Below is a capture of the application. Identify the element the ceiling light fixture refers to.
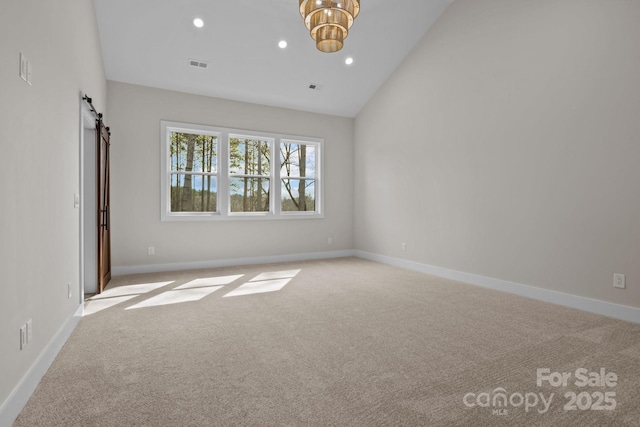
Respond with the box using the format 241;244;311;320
193;18;204;28
278;40;288;49
299;0;360;53
345;57;354;65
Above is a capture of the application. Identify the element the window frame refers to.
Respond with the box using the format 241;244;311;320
161;120;323;221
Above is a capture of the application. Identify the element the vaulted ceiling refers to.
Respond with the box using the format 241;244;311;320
94;0;452;117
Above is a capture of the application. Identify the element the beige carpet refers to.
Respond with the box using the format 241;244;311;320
15;257;640;426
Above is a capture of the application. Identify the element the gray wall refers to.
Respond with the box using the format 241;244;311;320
0;0;107;409
107;81;354;270
354;0;640;309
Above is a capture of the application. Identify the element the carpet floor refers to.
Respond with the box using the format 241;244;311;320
15;257;640;426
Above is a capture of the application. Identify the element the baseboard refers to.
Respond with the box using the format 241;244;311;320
112;250;357;276
0;305;83;426
355;251;640;324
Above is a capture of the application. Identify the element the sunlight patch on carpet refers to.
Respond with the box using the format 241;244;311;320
250;270;301;281
93;281;174;299
84;295;139;316
126;286;223;309
224;270;301;297
174;275;244;290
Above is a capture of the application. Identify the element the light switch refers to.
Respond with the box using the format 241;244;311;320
26;60;32;85
19;53;27;81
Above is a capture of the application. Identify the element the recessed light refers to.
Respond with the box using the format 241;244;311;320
193;18;204;28
278;40;288;49
345;57;354;65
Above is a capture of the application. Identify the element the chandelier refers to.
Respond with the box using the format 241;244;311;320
299;0;360;53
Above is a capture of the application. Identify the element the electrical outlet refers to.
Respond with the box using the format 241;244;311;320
20;325;27;350
613;273;626;289
68;282;72;299
148;246;155;255
401;242;407;252
27;319;32;343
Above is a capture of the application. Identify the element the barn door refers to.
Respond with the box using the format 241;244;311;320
97;117;111;293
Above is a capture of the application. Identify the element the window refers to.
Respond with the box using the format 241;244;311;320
168;130;218;213
229;136;271;213
280;141;317;213
161;121;323;221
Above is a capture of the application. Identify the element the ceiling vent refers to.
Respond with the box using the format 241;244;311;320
189;59;209;69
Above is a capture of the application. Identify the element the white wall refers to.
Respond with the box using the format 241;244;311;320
355;0;640;309
0;0;107;419
107;81;354;271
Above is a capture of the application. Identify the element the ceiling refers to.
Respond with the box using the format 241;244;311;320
93;0;453;118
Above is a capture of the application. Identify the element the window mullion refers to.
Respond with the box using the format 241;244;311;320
161;124;171;219
229;174;268;179
219;131;229;217
272;137;279;216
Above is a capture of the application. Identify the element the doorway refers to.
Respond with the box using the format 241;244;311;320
80;103;98;299
97;118;112;292
80;96;111;300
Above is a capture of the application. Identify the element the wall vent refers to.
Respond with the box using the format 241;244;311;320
189;59;209;69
